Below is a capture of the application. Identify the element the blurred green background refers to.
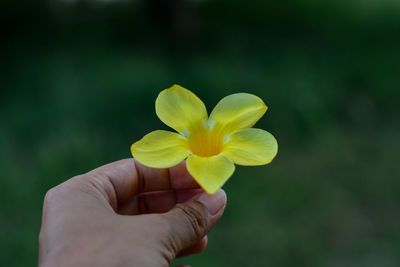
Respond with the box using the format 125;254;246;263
1;0;400;266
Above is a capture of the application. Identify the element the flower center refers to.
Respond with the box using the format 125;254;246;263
187;122;224;157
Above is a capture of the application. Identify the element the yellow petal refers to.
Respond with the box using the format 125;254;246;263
209;93;267;133
223;128;278;166
155;84;208;135
131;130;189;168
186;154;235;194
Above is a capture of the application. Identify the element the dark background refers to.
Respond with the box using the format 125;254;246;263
1;0;400;266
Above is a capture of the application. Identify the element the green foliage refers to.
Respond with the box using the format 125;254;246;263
1;1;399;266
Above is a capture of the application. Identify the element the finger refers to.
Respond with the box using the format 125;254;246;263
118;188;204;215
84;159;137;205
177;236;208;258
157;189;226;256
134;160;200;192
84;159;200;205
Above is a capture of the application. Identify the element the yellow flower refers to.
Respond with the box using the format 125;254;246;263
131;85;278;194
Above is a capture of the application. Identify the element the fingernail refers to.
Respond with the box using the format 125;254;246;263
197;189;227;215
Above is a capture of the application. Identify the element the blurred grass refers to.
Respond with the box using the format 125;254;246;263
1;1;400;266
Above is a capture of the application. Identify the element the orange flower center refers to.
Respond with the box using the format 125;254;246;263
188;125;224;157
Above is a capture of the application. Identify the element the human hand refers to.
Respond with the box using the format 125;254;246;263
39;159;227;267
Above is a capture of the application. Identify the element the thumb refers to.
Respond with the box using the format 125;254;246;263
159;189;227;256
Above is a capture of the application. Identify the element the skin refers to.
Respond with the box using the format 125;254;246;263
39;159;227;267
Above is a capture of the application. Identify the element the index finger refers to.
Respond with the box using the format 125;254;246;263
86;158;200;204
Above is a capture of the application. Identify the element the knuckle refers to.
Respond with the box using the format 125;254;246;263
43;180;73;205
43;187;58;204
175;203;208;238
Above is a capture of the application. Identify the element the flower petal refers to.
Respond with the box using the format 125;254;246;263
156;84;208;135
186;154;235;194
131;130;189;168
223;128;278;166
209;93;267;132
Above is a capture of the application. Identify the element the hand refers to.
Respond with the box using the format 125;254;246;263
39;159;227;267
